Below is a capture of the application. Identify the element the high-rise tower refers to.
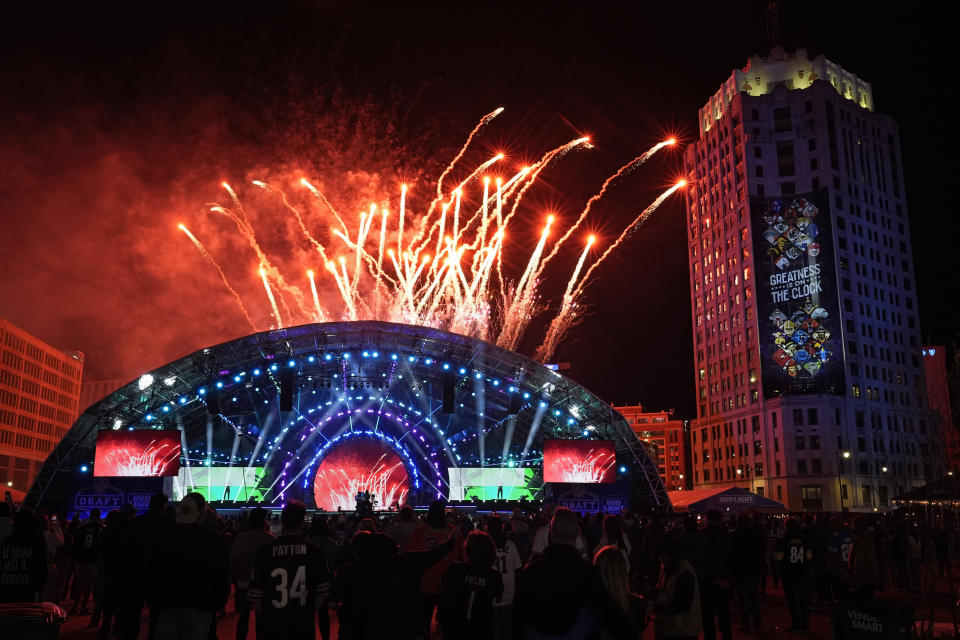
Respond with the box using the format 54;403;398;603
683;47;940;511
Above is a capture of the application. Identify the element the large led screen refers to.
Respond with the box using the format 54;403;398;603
750;189;845;397
312;439;409;511
447;467;535;500
170;467;266;502
94;430;181;477
543;440;616;483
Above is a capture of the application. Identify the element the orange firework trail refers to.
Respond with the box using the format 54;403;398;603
178;224;257;331
573;179;686;300
179;110;681;362
538;137;676;275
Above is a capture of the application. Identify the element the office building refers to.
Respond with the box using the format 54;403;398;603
923;346;958;473
615;404;689;491
683;47;937;511
0;318;83;493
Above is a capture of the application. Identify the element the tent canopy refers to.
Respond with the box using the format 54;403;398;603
893;476;960;503
668;487;785;514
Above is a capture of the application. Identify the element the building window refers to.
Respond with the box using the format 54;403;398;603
800;485;823;510
797;459;808;474
793;409;804;425
795;435;806;451
807;408;819;425
812;459;822;474
810;435;821;450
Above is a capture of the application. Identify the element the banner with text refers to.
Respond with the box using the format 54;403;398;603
751;189;845;396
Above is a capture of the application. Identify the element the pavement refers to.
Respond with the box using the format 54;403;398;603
53;571;960;640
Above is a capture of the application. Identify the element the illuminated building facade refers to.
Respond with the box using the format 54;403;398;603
614;405;689;491
0;319;83;493
684;47;939;511
923;346;958;473
79;378;127;413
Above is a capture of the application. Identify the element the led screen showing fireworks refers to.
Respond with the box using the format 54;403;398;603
543;439;616;484
312;438;409;511
94;430;181;477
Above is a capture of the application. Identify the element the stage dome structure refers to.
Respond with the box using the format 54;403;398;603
27;322;668;512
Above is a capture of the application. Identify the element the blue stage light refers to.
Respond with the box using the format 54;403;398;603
288;359;296;367
619;466;627;473
80;465;88;472
216;381;223;388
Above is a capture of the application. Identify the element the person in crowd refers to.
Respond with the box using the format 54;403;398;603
440;530;503;640
97;505;138;639
848;516;880;600
39;513;63;603
651;536;701;640
52;513;74;606
730;514;763;632
249;501;329;640
776;517;812;632
513;507;634;639
0;507;46;603
804;514;831;605
115;493;173;640
826;515;854;601
70;508;103;616
147;492;230;640
306;515;339;640
230;507;273;640
509;508;530;561
487;517;521;640
408;500;459;635
338;529;460;639
383;505;418;551
907;523;923;589
595;515;631;559
0;502;13;543
933;519;950;577
700;510;732;640
594;545;646;637
329;530;372;640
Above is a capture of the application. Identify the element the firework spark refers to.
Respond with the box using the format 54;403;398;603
180;110;682;362
101;441;181;477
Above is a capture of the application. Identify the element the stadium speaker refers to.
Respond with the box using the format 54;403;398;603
508;393;523;415
206;390;220;415
280;369;295;412
442;371;456;414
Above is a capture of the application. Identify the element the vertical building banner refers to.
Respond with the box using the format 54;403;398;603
751;189;845;396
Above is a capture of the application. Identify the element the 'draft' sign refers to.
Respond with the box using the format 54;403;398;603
75;494;123;510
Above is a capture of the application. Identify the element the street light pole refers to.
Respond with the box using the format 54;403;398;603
836;450;851;512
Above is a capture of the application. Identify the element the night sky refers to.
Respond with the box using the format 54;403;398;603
1;1;954;420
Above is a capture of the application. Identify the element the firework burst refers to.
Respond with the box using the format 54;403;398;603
179;109;681;362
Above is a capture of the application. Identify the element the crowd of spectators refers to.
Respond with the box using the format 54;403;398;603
1;497;958;640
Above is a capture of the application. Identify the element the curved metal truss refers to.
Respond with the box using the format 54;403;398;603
28;321;668;510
